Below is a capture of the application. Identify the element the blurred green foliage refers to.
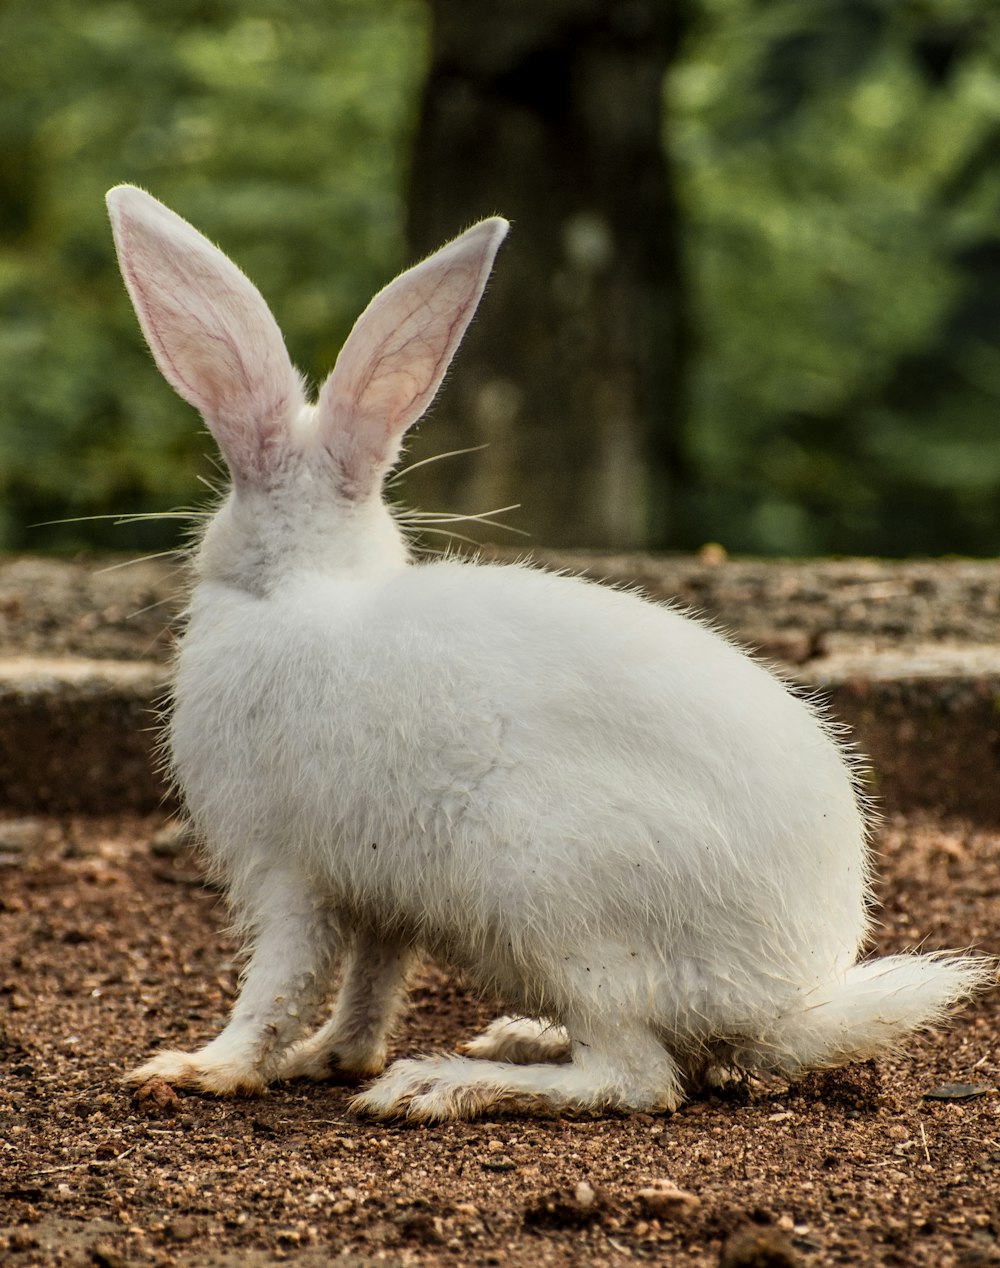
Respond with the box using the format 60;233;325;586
673;0;1000;554
0;0;426;551
1;0;998;555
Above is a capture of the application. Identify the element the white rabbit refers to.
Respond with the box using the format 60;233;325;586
108;185;989;1121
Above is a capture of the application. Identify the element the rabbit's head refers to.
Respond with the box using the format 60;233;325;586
107;186;507;593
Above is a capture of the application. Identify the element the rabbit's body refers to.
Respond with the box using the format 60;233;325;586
108;185;989;1119
177;557;865;1031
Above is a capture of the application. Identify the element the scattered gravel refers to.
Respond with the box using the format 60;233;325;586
1;812;998;1266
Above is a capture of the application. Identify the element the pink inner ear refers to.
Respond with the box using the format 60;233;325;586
126;259;257;415
108;186;304;487
315;217;508;499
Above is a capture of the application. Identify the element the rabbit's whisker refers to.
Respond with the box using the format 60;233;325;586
400;505;527;538
404;503;521;523
387;444;490;486
126;595;184;622
405;526;482;547
32;511;204;528
94;550;187;576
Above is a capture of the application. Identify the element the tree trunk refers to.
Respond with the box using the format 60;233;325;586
403;0;688;550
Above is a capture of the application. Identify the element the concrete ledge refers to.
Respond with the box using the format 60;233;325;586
0;646;998;822
0;657;169;815
800;651;1000;825
1;553;998;821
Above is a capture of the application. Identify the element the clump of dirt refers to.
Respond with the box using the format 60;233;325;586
1;813;999;1266
790;1062;885;1115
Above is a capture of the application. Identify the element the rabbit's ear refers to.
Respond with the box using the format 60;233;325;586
315;217;509;499
106;185;305;487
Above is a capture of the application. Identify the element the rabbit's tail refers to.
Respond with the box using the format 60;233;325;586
748;953;994;1073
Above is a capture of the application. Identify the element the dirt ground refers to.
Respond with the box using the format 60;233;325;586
1;811;999;1267
3;549;999;1263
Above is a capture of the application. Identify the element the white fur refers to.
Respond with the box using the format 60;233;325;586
108;185;992;1118
462;1017;571;1065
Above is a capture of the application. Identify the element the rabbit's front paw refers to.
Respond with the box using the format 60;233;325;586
123;1048;266;1095
276;1039;384;1084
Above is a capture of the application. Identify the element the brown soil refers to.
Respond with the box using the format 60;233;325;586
1;812;999;1267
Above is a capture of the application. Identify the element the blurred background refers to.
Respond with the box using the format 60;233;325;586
1;0;999;557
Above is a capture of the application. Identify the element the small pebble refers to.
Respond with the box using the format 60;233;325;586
574;1180;596;1209
720;1225;802;1267
90;1243;126;1268
635;1178;701;1219
166;1217;197;1243
924;1082;995;1101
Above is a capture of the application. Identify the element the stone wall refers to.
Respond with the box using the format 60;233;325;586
1;553;997;821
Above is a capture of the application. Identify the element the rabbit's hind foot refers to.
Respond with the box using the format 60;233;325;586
350;1029;684;1123
461;1015;571;1064
348;1055;545;1121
